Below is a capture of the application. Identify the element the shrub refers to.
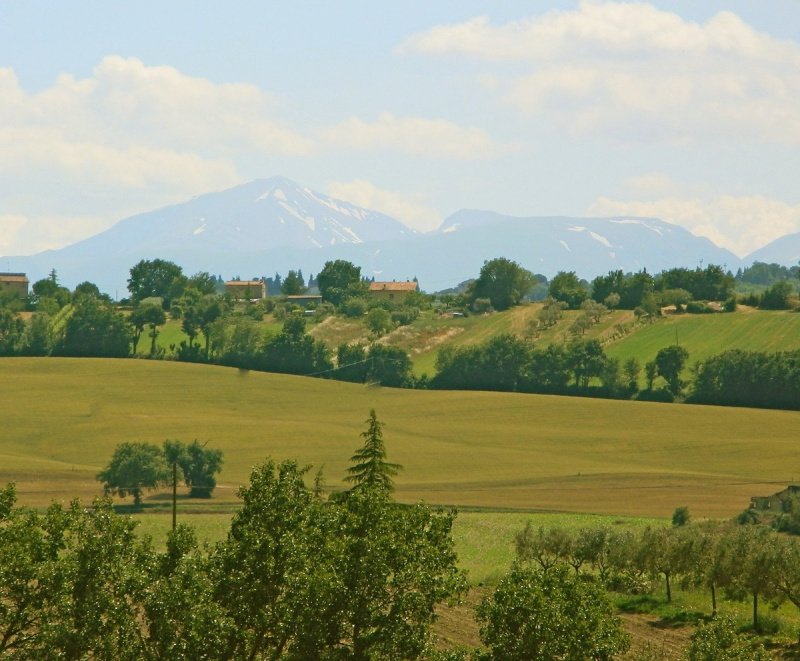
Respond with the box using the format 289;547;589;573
635;388;675;403
686;300;714;314
342;297;368;318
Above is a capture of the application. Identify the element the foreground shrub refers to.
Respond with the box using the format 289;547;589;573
476;563;629;660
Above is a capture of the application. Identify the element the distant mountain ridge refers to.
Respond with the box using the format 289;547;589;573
3;176;793;295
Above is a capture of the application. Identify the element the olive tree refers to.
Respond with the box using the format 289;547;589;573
476;564;629;660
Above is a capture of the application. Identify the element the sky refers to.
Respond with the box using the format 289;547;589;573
1;1;800;260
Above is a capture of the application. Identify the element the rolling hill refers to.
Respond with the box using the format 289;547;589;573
1;357;798;518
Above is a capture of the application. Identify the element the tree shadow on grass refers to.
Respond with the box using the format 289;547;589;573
616;595;705;629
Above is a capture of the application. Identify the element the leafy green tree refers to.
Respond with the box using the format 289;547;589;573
131;301;166;355
364;343;414;387
97;442;170;506
317;259;364;306
0;308;25;355
687;615;771;661
54;295;130;357
22;311;52;356
281;269;306;295
35;498;152;658
261;315;332;375
366;306;393;336
468;257;534;311
335;343;369;382
672;506;691;526
476;564;629;660
178;440;224;498
655;344;689;395
566;339;608;388
548;270;588;309
723;526;779;632
127;258;184;306
623;357;641;393
760;280;794;310
346;409;402;494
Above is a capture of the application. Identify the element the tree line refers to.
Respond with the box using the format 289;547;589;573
1;257;798;410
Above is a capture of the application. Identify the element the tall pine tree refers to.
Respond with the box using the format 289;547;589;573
345;410;401;494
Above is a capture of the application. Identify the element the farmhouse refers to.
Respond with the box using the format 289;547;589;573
0;273;29;299
368;280;418;303
225;279;266;300
750;485;800;511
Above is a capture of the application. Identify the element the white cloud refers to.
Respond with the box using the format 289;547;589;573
326;180;442;231
401;2;800;145
0;56;321;254
322;112;509;159
588;194;800;257
0;214;111;256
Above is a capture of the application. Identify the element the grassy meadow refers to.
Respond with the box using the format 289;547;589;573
2;357;798;519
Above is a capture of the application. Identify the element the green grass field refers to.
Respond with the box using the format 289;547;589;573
2;357;799;518
606;307;800;372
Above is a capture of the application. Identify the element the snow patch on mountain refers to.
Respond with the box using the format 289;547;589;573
589;231;612;248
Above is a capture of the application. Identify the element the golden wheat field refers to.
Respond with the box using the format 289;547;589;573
1;357;797;517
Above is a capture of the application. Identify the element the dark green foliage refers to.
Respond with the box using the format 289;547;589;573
342;296;368;318
657;265;734;302
346;409;402;494
54;295;130;358
654;344;689;396
738;261;800;286
548;270;588;309
672;506;691;526
127;258;184;306
0;308;25;355
261;315;332;375
366;343;414;387
476;564;629;660
130;301;166;355
686;300;715;314
687;616;771;660
164;440;224;498
691;349;800;410
335;343;369;382
318;259;365;306
760;280;794;310
591;269;656;309
97;442;170;506
281;269;306;295
22;312;52;355
468;257;535;311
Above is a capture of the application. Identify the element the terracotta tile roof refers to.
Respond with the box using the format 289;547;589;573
368;281;418;292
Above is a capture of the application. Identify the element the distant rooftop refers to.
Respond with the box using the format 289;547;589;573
369;281;418;292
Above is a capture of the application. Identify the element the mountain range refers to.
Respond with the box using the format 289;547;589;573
3;176;798;295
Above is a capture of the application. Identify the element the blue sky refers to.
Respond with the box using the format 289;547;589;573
2;1;799;259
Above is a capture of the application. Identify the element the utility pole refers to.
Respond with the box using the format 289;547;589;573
172;460;177;531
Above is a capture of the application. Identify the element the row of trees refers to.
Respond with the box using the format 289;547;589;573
97;440;224;506
515;517;800;637
432;334;690;400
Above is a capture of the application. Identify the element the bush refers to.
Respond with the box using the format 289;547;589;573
635;388;675;403
390;306;420;326
672;506;691;526
687;616;771;660
686;300;714;314
472;297;493;314
342;297;368;318
477;564;629;660
723;297;737;312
